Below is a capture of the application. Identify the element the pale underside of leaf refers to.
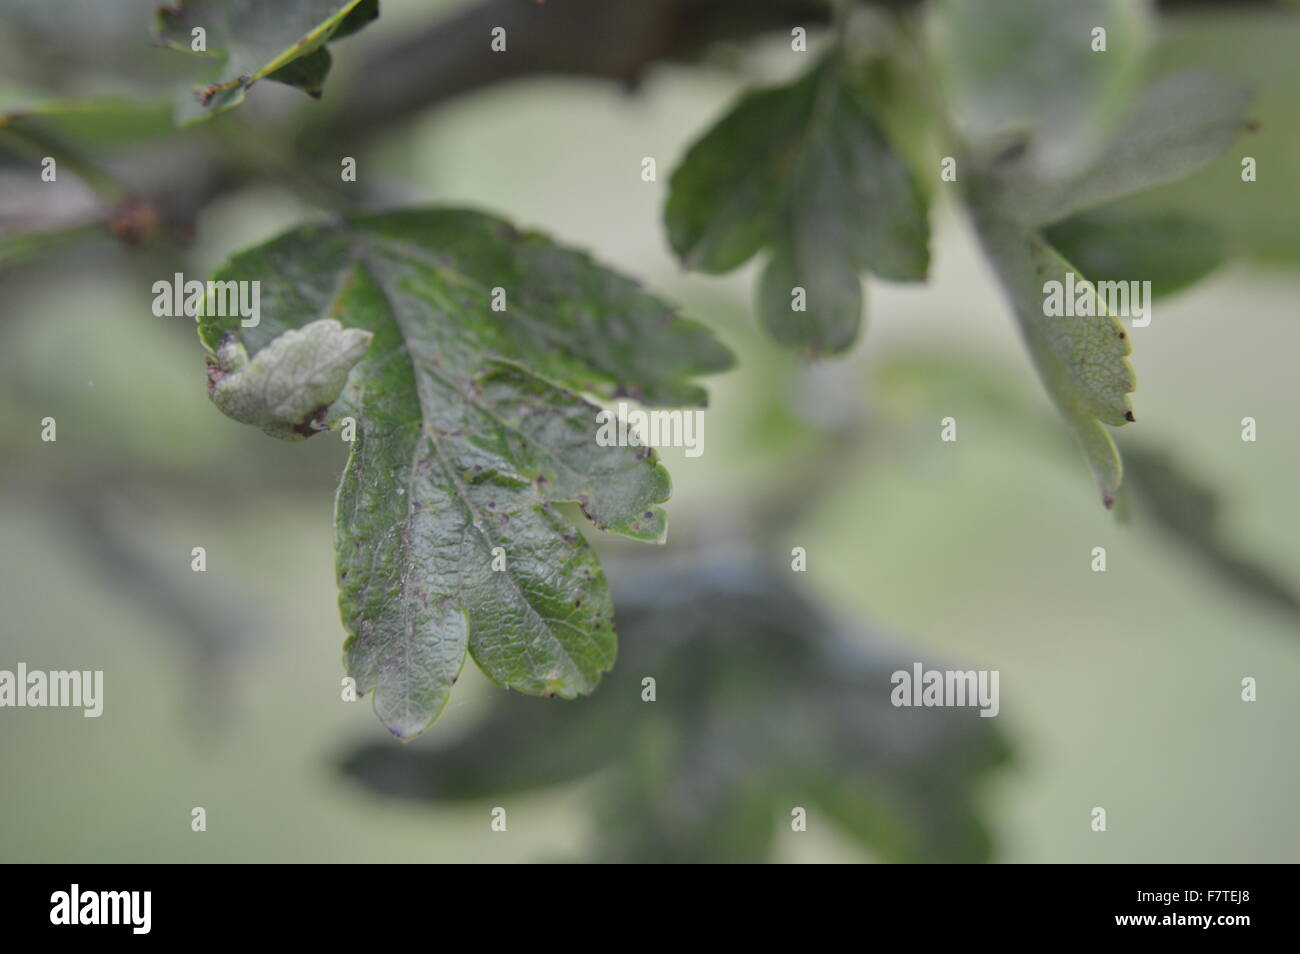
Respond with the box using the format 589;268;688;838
974;215;1135;507
930;0;1152;180
988;72;1253;228
207;318;373;439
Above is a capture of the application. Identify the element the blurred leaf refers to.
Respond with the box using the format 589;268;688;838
665;58;929;356
341;558;1011;863
1129;10;1300;265
1004;72;1253;227
0;97;174;148
197;208;732;738
0;221;102;267
973;214;1135;508
930;0;1151;180
0;97;176;203
938;0;1253;510
878;351;1300;619
154;0;379;123
1044;207;1226;299
1121;444;1300;619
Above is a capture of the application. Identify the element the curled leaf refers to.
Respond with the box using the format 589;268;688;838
154;0;379;123
206;318;373;440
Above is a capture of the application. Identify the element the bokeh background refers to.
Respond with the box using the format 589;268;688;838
1;0;1297;862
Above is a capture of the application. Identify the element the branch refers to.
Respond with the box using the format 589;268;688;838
326;0;830;141
327;0;1278;141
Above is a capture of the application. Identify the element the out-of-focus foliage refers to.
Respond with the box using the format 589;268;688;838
877;352;1300;627
154;0;379;123
1119;444;1300;620
341;557;1011;862
1043;208;1225;300
666;56;929;357
935;0;1250;509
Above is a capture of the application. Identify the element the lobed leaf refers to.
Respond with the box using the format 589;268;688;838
197;208;732;737
666;59;929;357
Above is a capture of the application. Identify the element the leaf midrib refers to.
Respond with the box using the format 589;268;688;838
354;249;603;695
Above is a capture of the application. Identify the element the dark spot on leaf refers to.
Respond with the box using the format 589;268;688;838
205;358;225;393
1124;410;1136;423
994;137;1029;165
292;404;331;438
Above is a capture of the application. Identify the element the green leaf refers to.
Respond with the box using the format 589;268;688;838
938;8;1249;510
0;96;174;148
973;213;1135;508
999;72;1253;227
154;0;378;124
0;96;175;202
665;59;929;356
1126;11;1298;266
340;558;1011;862
930;0;1151;180
1043;207;1226;300
196;208;732;737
